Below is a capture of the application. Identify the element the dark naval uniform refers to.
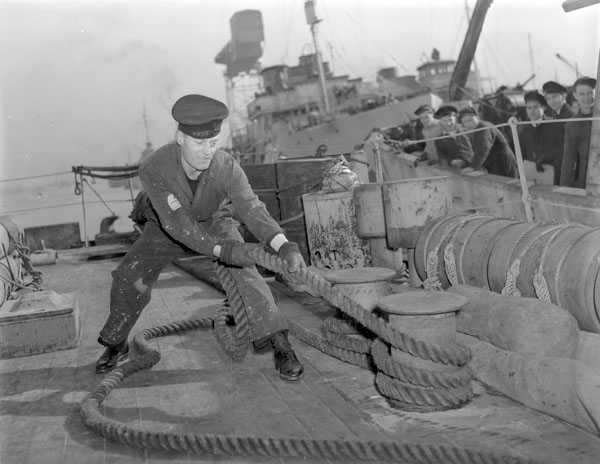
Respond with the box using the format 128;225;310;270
467;121;518;177
96;94;305;380
435;131;474;167
518;116;564;185
99;143;288;345
551;103;576;121
560;109;593;188
549;104;575;185
433;105;474;168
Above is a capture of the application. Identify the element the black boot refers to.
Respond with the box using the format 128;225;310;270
271;331;304;381
95;339;129;374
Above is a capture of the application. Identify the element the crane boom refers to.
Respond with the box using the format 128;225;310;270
556;53;581;78
449;0;494;101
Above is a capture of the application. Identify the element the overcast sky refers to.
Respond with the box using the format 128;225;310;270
0;0;598;180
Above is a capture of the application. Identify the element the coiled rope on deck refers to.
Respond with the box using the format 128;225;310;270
80;250;532;463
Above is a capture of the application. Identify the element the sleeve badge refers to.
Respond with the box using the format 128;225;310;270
167;193;182;211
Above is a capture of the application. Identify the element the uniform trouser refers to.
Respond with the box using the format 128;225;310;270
98;216;288;346
553;152;563;186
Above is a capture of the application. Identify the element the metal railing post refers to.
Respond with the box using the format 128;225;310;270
508;117;534;223
79;173;89;247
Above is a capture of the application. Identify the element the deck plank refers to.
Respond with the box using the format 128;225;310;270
2;255;600;464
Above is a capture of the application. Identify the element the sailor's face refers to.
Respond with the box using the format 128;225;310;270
439;115;457;132
574;84;595;112
544;92;565;112
460;114;478;131
525;101;544;121
418;111;434;126
179;132;220;171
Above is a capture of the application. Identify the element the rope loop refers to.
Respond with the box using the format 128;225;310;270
532;273;552;302
443;243;459;286
501;259;521;297
423;249;443;292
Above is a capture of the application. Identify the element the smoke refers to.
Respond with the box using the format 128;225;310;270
0;1;184;181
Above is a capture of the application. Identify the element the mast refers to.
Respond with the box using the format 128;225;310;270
305;0;331;116
528;33;537;88
449;0;493;101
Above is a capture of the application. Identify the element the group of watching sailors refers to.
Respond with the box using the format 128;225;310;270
408;76;596;188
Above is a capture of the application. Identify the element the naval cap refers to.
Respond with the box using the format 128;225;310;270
573;76;596;89
434;105;458;118
458;106;477;119
172;94;229;139
542;80;567;95
414;104;434;116
524;91;547;106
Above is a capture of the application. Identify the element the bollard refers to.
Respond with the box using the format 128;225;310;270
377;291;468;375
323;267;397;311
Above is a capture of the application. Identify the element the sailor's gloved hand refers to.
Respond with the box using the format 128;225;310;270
450;159;466;169
277;241;306;273
535;162;545;173
218;240;258;268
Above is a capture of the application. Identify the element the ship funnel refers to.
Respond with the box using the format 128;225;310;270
214;10;264;78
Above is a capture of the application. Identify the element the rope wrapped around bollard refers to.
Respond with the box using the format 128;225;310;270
79;249;532;464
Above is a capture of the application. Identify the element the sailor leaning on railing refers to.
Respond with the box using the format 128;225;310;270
388;75;597;190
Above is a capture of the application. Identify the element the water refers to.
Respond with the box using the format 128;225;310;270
0;175;142;244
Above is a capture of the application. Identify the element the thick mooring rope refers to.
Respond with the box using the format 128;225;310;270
212;262;250;360
80;250;534;463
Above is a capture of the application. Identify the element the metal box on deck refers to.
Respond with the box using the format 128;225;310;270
0;290;80;358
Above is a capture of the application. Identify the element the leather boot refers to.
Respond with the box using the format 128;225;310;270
95;339;129;374
271;331;304;381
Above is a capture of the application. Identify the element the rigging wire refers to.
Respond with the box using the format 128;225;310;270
319;1;362;77
0;199;134;216
0;171;71;183
479;35;521;86
282;0;298;65
332;0;410;73
448;8;466;61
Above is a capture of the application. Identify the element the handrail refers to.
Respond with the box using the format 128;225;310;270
0;171;71;183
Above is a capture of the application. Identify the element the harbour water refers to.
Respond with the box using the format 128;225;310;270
0;175;141;244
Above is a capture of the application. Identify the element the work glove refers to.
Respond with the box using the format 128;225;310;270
450;159;466;169
218;240;258;268
277;241;306;273
535;162;545;173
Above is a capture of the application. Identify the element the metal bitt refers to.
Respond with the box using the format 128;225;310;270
508;117;534;223
377;291;471;411
322;267;396;311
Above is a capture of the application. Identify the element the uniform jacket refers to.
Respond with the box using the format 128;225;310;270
540;105;574;184
435;130;474;166
546;103;575;121
518;116;564;164
560;110;593;188
422;120;443;161
467;121;518;177
139;142;283;256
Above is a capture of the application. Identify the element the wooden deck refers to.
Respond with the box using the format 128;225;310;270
1;249;600;463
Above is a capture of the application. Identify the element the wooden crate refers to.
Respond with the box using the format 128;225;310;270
276;159;335;264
